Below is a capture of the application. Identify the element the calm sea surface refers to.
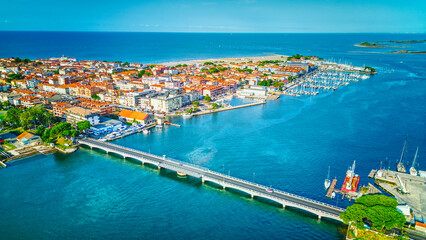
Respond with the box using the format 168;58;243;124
0;32;425;240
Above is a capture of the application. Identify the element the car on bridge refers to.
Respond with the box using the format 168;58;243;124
267;188;274;193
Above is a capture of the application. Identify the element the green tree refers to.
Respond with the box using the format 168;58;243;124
70;130;78;138
4;107;22;128
42;128;51;143
50;122;73;138
137;70;146;77
204;95;211;102
186;108;194;113
91;94;101;100
77;121;91;132
2;101;11;109
20;111;32;130
193;101;199;106
14;57;22;63
36;125;46;136
340;195;405;233
62;130;71;137
211;103;219;109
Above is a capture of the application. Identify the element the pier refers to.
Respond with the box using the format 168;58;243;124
79;137;345;221
193;101;266;116
326;179;337;198
369;169;426;219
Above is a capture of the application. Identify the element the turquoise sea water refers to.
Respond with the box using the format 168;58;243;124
0;33;425;239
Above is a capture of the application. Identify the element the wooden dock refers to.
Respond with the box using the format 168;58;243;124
368;169;377;178
165;121;181;127
326;179;338;198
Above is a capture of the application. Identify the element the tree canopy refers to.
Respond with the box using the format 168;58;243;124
258;79;273;86
1;105;57;130
137;70;152;77
340;195;405;232
204;95;211;102
91;94;101;100
77;121;91;132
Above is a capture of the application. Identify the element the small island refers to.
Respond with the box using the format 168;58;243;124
355;42;391;48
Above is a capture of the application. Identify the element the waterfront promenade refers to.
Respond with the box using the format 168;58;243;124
79;137;345;221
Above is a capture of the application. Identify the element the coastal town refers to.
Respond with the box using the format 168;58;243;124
0;54;375;161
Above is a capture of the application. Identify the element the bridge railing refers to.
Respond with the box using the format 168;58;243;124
82;138;211;171
205;175;342;217
208;170;345;212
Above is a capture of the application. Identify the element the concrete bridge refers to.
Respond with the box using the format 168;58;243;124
79;138;345;222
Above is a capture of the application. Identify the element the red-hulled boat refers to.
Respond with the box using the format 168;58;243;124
341;160;360;193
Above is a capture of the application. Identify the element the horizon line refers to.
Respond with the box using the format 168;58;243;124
0;30;425;34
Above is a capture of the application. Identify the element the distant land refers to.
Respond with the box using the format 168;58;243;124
354;40;426;48
354;40;426;54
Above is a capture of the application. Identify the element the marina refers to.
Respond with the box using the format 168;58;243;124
284;70;370;96
100;124;157;141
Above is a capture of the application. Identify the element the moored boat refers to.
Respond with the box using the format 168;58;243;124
410;146;419;176
341;160;360;193
324;166;331;189
397;136;408;173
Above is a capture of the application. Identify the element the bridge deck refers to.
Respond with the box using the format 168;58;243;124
79;138;344;221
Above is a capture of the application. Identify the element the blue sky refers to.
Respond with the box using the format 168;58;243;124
1;0;425;33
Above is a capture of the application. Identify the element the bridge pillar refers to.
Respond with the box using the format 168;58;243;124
282;204;286;209
318;215;322;220
251;194;254;199
201;177;205;183
158;166;161;170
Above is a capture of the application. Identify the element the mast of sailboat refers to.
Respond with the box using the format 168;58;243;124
399;136;407;166
327;166;330;180
412;147;419;169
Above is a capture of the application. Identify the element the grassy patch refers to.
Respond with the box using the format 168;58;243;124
0;127;25;134
2;142;16;150
55;138;73;150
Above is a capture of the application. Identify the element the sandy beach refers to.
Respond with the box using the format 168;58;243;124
160;54;289;66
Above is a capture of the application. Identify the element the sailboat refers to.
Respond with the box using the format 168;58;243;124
397;136;407;173
410;147;419;176
324;166;331;189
